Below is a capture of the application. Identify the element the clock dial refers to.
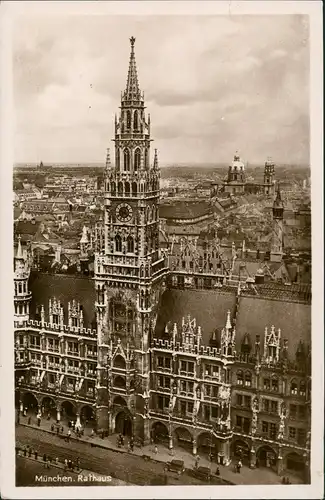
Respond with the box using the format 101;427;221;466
116;203;133;222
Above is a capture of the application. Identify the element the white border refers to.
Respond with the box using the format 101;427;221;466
0;1;323;499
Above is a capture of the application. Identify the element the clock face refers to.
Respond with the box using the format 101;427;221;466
116;203;133;222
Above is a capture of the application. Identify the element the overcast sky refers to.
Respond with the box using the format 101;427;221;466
13;14;309;165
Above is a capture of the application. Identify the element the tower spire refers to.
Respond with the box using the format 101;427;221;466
16;235;23;260
124;36;141;101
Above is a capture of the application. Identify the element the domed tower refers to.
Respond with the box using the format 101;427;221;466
94;37;168;441
14;236;31;325
270;183;284;262
264;157;275;195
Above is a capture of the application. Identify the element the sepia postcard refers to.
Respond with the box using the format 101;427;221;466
0;1;323;499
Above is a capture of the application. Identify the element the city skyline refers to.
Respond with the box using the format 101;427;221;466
14;15;309;165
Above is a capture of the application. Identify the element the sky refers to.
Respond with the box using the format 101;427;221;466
13;14;310;166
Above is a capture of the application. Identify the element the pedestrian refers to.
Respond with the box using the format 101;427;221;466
56;426;59;435
35;451;38;460
28;448;32;457
216;467;220;476
55;457;59;465
68;459;72;470
23;409;27;417
64;459;68;471
43;453;47;462
61;426;64;434
154;445;158;455
71;421;75;430
91;429;94;438
130;442;134;452
37;417;41;427
67;430;71;442
47;412;51;420
51;424;54;432
195;455;200;469
28;416;31;425
23;447;27;457
68;421;71;428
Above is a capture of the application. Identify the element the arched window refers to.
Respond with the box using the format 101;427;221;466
244;371;252;387
271;376;279;392
115;234;122;252
124;149;130;171
114;355;126;369
127;236;134;253
145;148;149;168
134;148;141;171
126;110;131;129
121;123;125;133
290;379;298;395
134;110;139;131
18;282;22;294
114;376;126;389
118;182;123;196
132;182;137;196
116;149;120;170
111;182;116;195
299;381;306;396
237;370;243;385
125;182;130;196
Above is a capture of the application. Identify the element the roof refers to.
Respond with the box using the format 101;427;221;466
235;295;311;358
29;272;96;328
155;289;237;345
15;220;40;236
160;201;212;220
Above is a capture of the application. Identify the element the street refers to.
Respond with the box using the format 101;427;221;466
16;425;209;486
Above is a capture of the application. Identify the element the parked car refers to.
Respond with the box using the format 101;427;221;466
190;466;212;482
164;459;185;475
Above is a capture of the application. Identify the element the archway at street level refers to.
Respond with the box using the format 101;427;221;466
115;411;133;437
152;421;169;445
22;392;38;414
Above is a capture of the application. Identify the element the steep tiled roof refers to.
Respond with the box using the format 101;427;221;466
160;201;212;220
29;272;96;328
155;289;237;345
14;220;40;236
235;295;311;358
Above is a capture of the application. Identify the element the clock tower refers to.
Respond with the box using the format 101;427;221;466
94;37;168;441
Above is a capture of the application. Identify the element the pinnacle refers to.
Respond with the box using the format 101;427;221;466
124;37;141;101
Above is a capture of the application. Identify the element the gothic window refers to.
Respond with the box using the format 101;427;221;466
290;380;298;395
115;234;122;253
263;378;270;390
111;182;116;195
134;110;139;131
18;282;22;294
237;370;243;385
299;381;306;397
134;148;141;171
116;149;120;170
271;377;279;392
127;235;134;253
125;182;130;196
124;149;130;171
244;371;252;387
132;182;137;196
126;110;131;129
113;355;126;369
118;182;123;196
145;148;148;168
121;123;125;133
114;376;126;389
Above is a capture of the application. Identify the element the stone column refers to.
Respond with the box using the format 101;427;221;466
56;408;61;422
169;434;173;450
76;413;81;428
249;445;256;469
192;438;197;456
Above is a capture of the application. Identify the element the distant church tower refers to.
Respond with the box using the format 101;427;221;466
264;157;275;195
94;37;168;441
270;183;284;262
14;236;31;325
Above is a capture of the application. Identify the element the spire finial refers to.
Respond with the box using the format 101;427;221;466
130;36;136;49
124;37;141;101
226;310;232;330
16;235;23;259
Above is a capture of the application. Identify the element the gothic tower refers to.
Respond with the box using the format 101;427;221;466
264;157;275;195
14;236;31;325
270;183;284;262
94;37;168;441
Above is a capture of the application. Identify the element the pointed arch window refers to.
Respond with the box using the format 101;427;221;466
271;376;279;392
124;149;130;172
244;371;252;387
134;110;139;131
127;235;134;253
134;148;141;172
290;379;298;395
126;110;131;129
125;182;130;196
145;148;149;169
115;234;122;253
237;370;244;385
18;282;22;294
116;149;120;170
132;182;137;196
111;182;116;195
118;182;123;196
